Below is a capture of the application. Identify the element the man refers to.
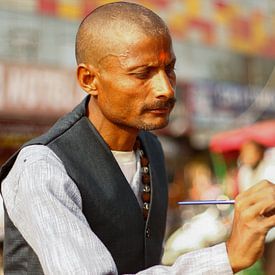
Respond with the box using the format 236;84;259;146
1;2;275;274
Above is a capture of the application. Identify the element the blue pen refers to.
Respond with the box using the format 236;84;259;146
177;200;235;205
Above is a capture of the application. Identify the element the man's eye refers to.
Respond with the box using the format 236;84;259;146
134;71;150;79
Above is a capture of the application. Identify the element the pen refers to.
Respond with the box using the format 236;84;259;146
177;200;235;205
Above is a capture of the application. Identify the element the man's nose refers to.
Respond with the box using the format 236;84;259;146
151;70;175;99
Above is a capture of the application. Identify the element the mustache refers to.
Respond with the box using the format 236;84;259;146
143;97;176;110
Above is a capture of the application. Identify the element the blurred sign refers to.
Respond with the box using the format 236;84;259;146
45;0;275;58
1;0;273;58
0;62;85;117
0;0;37;12
182;80;275;132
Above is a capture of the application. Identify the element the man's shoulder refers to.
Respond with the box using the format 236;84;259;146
17;145;61;166
2;145;64;183
24;95;89;147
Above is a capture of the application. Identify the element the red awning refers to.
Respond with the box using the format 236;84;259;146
210;120;275;153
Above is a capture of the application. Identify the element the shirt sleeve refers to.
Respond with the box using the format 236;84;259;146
1;145;117;275
2;145;233;275
135;243;233;275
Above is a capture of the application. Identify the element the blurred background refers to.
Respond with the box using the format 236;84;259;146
0;0;274;274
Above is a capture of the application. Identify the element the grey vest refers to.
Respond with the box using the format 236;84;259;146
0;96;168;274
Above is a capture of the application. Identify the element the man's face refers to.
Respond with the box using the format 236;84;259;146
94;31;176;131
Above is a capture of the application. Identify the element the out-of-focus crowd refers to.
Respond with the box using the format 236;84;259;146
163;140;275;275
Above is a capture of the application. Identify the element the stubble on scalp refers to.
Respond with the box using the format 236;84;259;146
75;1;170;67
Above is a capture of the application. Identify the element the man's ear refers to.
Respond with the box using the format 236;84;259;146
77;63;98;96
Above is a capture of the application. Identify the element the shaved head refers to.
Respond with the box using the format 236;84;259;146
75;1;170;66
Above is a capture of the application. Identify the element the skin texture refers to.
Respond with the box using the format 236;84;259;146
75;2;275;273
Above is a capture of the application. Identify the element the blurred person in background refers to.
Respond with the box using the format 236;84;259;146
163;160;229;265
238;140;269;192
1;2;275;274
184;160;221;202
168;160;222;223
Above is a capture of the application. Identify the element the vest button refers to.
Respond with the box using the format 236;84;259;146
146;227;150;238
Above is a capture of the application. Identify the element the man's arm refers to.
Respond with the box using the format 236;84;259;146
2;145;117;274
137;243;232;274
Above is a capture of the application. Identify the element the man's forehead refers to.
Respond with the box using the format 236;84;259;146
99;33;174;68
118;46;175;69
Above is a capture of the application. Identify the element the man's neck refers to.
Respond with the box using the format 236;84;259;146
87;99;139;151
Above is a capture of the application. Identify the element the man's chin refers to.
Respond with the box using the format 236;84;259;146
137;119;169;131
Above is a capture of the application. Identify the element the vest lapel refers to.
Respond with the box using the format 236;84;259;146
51;116;144;223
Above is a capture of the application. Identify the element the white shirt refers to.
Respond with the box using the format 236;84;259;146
1;145;233;274
111;149;143;208
238;159;275;193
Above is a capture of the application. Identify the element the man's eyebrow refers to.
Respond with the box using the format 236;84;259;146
126;57;177;71
126;63;155;71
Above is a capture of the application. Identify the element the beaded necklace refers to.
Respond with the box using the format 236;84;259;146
134;138;151;220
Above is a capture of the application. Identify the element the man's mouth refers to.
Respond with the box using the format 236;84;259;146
144;98;176;114
148;107;171;114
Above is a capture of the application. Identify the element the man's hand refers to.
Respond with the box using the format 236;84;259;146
226;180;275;273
